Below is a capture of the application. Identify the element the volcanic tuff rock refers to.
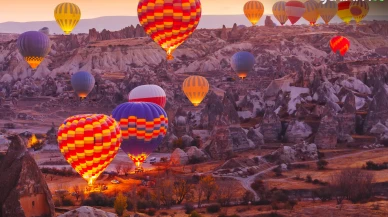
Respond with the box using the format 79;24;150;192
314;112;339;149
264;142;318;164
364;86;388;133
0;135;55;217
260;109;282;143
186;146;207;160
247;128;264;147
204;126;234;160
170;148;189;166
58;206;117;217
285;120;312;143
88;25;146;42
264;16;276;27
337;91;356;141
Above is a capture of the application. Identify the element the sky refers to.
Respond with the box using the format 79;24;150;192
0;0;387;23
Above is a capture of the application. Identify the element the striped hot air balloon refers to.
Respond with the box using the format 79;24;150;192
318;0;338;25
350;0;369;24
137;0;202;60
182;76;209;106
57;114;122;185
111;102;168;168
330;36;350;56
244;0;265;26
54;2;81;35
231;51;255;80
303;0;320;26
17;31;51;70
285;1;306;25
272;1;288;26
71;71;95;99
128;85;167;108
337;1;353;24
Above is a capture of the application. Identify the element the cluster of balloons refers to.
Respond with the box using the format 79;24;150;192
244;0;369;26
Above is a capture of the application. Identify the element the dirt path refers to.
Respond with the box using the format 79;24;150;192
213;149;382;201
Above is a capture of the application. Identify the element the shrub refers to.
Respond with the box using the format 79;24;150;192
185;203;195;214
242;190;255;205
364;161;388;170
160;211;169;216
62;197;75;206
82;192;114;207
206;204;221;213
146;208;156;216
189;211;202;217
317;160;329;170
313;188;332;202
306;175;313;183
173;138;184;149
54;199;61;207
317;151;325;159
272;166;282;177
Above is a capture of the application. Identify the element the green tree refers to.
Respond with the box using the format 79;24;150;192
114;192;127;216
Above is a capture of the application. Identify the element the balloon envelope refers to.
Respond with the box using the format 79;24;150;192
128;85;167;108
330;36;350;56
285;1;305;25
318;1;338;24
17;31;50;69
57;114;122;185
337;1;353;24
71;71;95;98
350;0;369;24
182;76;209;106
39;27;50;36
137;0;202;60
111;102;168;167
231;51;255;80
244;1;265;26
272;1;288;26
303;0;319;25
54;2;81;35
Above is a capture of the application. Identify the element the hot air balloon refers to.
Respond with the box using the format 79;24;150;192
330;36;350;56
285;1;306;25
303;0;320;26
111;102;168;168
318;0;338;25
39;27;50;36
71;71;95;99
57;114;122;185
17;31;50;70
337;1;353;24
128;85;167;108
54;2;81;35
350;0;369;24
272;1;288;26
231;51;255;80
182;76;209;106
137;0;202;60
244;1;265;26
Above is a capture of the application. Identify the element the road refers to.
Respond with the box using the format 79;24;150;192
213;148;382;201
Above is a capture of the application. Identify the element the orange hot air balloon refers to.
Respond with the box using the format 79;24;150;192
58;114;122;186
337;1;353;24
137;0;202;60
330;36;350;56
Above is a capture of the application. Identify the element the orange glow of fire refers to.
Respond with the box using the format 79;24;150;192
27;134;39;148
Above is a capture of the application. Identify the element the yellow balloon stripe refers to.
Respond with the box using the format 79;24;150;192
182;75;209;107
54;2;81;35
244;1;264;26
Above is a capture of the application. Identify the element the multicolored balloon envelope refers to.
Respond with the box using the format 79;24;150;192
182;76;209;106
111;102;168;167
350;0;369;24
54;2;81;35
330;36;350;56
244;0;265;26
17;31;51;69
57;114;122;185
137;0;202;60
318;0;338;25
285;0;305;25
272;1;288;26
71;71;95;99
303;0;319;26
231;51;255;80
337;1;353;24
128;85;167;108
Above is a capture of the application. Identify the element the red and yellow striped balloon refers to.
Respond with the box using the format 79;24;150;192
137;0;202;60
57;114;122;185
330;36;350;56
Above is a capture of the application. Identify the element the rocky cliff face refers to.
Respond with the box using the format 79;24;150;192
0;135;55;217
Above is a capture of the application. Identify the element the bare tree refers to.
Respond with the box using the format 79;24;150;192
128;184;138;213
115;163;122;175
154;177;174;208
331;168;375;204
199;175;217;202
216;181;236;206
173;177;193;204
122;164;133;177
72;185;82;201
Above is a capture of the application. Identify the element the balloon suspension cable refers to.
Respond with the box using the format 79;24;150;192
88;177;96;186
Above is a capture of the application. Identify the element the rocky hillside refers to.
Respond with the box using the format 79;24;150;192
1;19;388;160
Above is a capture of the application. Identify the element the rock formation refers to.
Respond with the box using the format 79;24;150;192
264;16;276;27
260;109;282;142
58;206;117;217
170;148;189;165
314;112;339;149
88;25;146;42
364;86;388;133
264;142;318;163
0;134;55;217
285;120;312;143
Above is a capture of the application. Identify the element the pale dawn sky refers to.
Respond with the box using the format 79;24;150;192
0;0;387;23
